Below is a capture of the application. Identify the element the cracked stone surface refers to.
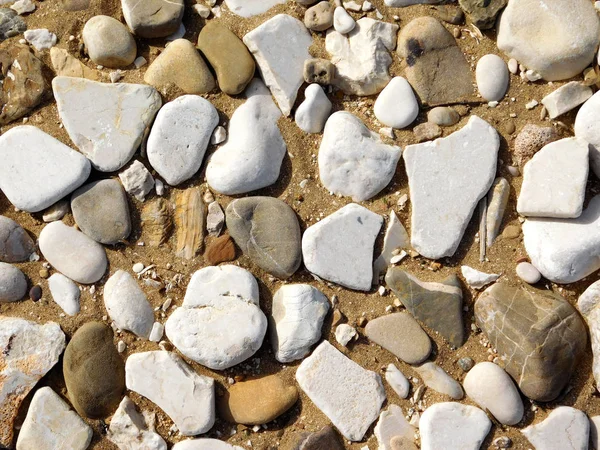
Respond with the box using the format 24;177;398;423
0;215;35;262
475;282;587;402
522;406;589;450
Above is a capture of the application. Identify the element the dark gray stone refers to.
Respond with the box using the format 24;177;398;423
0;9;26;41
0;215;34;262
0;262;27;302
459;0;507;30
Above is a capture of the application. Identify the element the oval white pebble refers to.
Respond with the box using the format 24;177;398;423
516;261;541;284
476;54;509;102
333;6;355;34
385;363;410;399
295;84;332;134
48;273;80;316
374;77;419;129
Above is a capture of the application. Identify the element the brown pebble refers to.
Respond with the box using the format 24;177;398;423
332;309;345;326
501;224;521;240
413;122;442;143
516;256;529;264
356;316;368;328
453;28;461;38
205;234;236;265
39;268;49;279
29;285;42;301
504;120;516;135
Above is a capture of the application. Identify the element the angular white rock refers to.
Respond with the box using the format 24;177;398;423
148;95;219;186
224;0;286;17
463;362;523;425
374;405;415;450
517;138;588;218
326;18;398;96
108;396;167;450
578;281;600;389
414;362;464;399
48;273;80;316
295;84;332;134
104;270;154;338
333;6;355;34
149;322;164;342
11;0;35;14
522;407;589;450
319;112;401;201
210;126;226;145
374;77;419;128
52;76;162;172
39;221;107;284
385;364;410;399
0;126;90;213
206;79;286;195
523;194;600;284
16;387;92;450
475;54;509;102
373;211;409;283
420;402;491;450
404;116;499;259
24;28;57;50
165;265;267;370
460;266;499;289
119;161;155;202
172;440;244;450
296;341;386;441
125;351;215;436
335;323;356;347
243;15;312;116
271;284;330;363
541;81;592;119
302;203;383;291
575;91;600;178
206;201;224;236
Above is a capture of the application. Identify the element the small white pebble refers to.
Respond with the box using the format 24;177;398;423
488;101;499;108
507;165;520;177
149;322;165;342
516;262;541;284
379;127;394;138
210;125;227;145
507;58;518;74
132;262;144;273
525;69;542;82
109;70;123;83
134;56;147;68
378;285;386;296
117;341;126;353
525;100;538;110
193;3;211;17
155;178;165;196
390;251;408;264
299;179;309;189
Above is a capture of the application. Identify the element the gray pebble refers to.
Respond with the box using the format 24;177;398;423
0;262;27;302
458;357;474;372
0;215;35;263
516;262;541;284
427;107;460;127
0;8;26;40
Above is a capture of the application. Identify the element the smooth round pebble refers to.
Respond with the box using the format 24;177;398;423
374;77;419;129
48;273;81;316
29;285;42;301
295;84;332;134
132;263;144;273
476;54;509;102
458;357;474;372
516;262;541;284
333;6;355;34
0;262;27;302
427;107;460;127
82;15;137;68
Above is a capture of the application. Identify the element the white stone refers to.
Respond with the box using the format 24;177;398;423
319;112;401;201
0;263;27;303
404;116;499;259
210;126;226;145
39;221;107;284
206;79;286;195
373;211;409;283
335;323;356;346
295;84;332;133
384;0;442;5
16;387;92;450
148;95;219;186
344;1;361;11
385;364;409;399
206;201;224;236
104;270;154;338
460;266;499;289
475;54;508;102
0;126;90;213
497;0;600;81
523;195;600;283
193;4;211;18
243;14;312;116
302;203;383;291
24;29;56;50
517;138;588;219
172;440;244;450
224;0;286;17
108;396;167;450
271;284;330;363
333;6;355;34
420;402;491;450
374;405;415;450
374;77;419;128
541;82;592;119
326;18;398;96
52;76;162;172
149;322;164;342
43;200;69;223
125;351;215;436
10;0;35;14
507;58;518;74
522;407;589;450
414;362;463;399
296;340;386;441
48;273;80;316
515;261;541;284
575;91;600;178
578;281;600;389
463;362;523;425
119;161;155;201
590;416;600;450
165;265;267;370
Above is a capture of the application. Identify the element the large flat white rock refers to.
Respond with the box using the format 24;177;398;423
243;15;312;116
0;126;90;213
575;91;600;178
302;203;383;291
522;407;589;450
523;195;600;283
296;341;386;441
404;116;499;259
517;138;588;218
53;76;162;172
319;112;401;201
224;0;286;18
578;281;600;390
108;396;167;450
125;351;215;436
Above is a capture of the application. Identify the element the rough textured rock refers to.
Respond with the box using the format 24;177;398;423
82;15;137;68
141;198;172;247
0;262;27;302
50;47;100;80
304;58;335;85
0;215;34;262
121;0;184;38
514;124;558;167
475;282;587;401
522;407;589;450
0;9;26;41
119;161;154;202
205;235;236;265
575;91;600;178
174;189;205;260
386;268;464;348
226;197;302;279
108;396;167;450
304;2;333;31
458;0;506;29
460;266;499;289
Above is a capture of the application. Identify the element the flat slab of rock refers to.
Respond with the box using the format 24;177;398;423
374;405;415;450
0;317;65;448
17;386;92;450
206;79;286;195
39;221;107;284
224;0;286;17
0;215;34;262
318;112;402;201
48;273;80;316
165;265;267;370
174;189;204;259
53;76;162;172
460;266;499;289
542;81;592;119
578;281;600;389
326;18;398;96
523;195;600;283
517;138;588;218
122;0;183;38
475;282;587;401
497;0;600;81
414;362;464;399
0;125;91;212
522;407;589;450
575;91;600;178
126;351;215;436
226;196;302;278
108;396;167;450
403;116;499;259
398;17;474;105
420;402;491;450
386;268;464;348
296;341;386;441
148;95;218;186
243;14;311;116
302;203;383;291
365;312;431;364
0;262;27;302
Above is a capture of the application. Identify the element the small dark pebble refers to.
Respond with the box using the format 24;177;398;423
493;436;512;448
458;356;474;372
437;5;465;25
29;284;42;301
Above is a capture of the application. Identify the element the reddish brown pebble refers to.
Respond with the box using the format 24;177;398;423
29;285;42;301
205;234;236;265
